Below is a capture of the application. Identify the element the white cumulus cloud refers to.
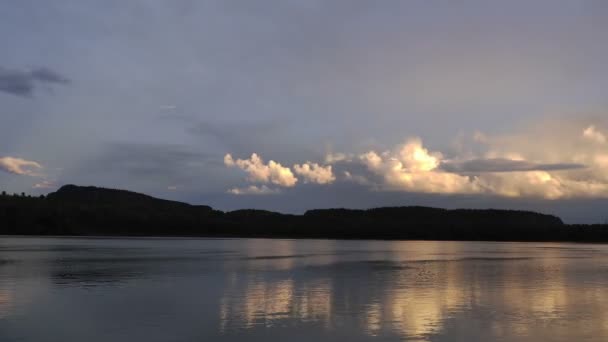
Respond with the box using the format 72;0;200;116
357;139;477;194
340;122;608;199
224;120;608;200
293;162;335;184
224;153;297;187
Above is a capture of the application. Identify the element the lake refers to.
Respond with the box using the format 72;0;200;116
1;237;608;341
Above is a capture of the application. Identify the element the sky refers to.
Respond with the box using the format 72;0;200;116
1;0;608;223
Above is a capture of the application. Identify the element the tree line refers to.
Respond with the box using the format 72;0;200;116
1;185;607;242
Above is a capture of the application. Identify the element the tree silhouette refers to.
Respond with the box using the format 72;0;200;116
0;185;606;242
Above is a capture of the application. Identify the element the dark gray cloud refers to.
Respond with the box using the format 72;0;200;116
83;142;211;178
0;66;69;97
190;120;282;149
41;141;251;203
61;142;223;193
440;158;586;173
187;119;318;163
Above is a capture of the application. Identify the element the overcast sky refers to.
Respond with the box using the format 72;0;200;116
2;1;608;223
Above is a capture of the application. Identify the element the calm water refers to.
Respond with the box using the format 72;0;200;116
1;237;608;341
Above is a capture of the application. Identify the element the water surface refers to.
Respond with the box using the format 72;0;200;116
1;237;608;341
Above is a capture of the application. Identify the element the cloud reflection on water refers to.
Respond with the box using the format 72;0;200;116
2;238;608;341
216;241;608;341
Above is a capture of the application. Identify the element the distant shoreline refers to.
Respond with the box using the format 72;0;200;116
1;185;607;243
2;233;608;245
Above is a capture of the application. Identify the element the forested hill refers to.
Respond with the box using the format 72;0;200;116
46;184;196;208
0;185;606;242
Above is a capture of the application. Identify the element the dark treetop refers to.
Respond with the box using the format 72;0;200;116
0;185;606;242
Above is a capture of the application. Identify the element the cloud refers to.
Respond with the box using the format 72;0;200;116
0;157;42;176
189;120;311;162
227;185;281;195
337;124;608;199
441;158;586;173
461;121;608;199
0;66;69;97
471;171;608;200
583;125;606;144
84;143;209;177
33;180;56;189
325;153;353;164
293;162;335;184
223;120;608;200
343;171;371;186
356;138;478;194
224;153;297;187
65;142;216;192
